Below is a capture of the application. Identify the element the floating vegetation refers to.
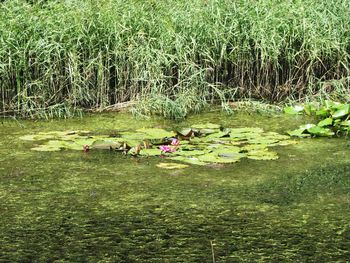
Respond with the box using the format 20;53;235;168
19;123;295;166
156;162;189;170
286;101;350;137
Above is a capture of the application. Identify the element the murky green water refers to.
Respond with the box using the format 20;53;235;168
0;111;349;262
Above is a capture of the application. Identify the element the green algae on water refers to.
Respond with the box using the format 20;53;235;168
1;112;349;262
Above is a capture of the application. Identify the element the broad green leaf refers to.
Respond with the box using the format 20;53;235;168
247;150;278;160
284;105;304;115
241;144;268;152
156;162;189;169
287;128;311;137
31;140;66;151
31;145;61;152
316;108;329;117
92;140;123;150
300;124;316;130
332;104;349;119
303;104;317;115
263;132;290;141
307;126;335;137
317;118;333;127
139;148;161;156
215;150;245;162
175;150;207;156
340;120;350;126
198;128;218;135
74;138;99;146
207;144;241;152
170;156;207;166
274;140;298;146
247;137;279;145
136;128;174;139
197;151;243;163
62;141;86;151
231;127;264;134
176;128;194;138
324;100;339;109
206;130;231;139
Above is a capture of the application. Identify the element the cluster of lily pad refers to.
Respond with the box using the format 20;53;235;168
285;101;350;137
19;123;295;166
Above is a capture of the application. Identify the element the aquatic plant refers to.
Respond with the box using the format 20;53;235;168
286;101;350;137
171;139;180;147
19;123;295;167
159;139;179;153
1;0;350;119
159;145;176;153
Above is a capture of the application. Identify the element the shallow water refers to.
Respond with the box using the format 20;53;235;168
0;111;349;262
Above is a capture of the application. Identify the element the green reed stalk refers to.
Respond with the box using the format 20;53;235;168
0;0;349;119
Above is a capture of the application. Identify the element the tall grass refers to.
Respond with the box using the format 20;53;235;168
0;0;349;119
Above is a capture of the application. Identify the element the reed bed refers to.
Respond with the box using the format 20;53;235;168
1;0;349;118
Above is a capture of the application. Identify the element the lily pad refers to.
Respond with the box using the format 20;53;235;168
31;145;61;152
275;140;298;146
136;128;174;139
287;129;311;137
139;148;161;156
197;151;243;164
197;128;218;135
247;137;279;145
241;144;268;152
156;162;189;169
175;150;208;157
207;144;241;152
170;156;207;166
20;124;292;166
247;150;278;160
31;140;66;151
206;129;231;139
91;140;123;150
230;127;264;139
263;132;290;141
176;128;194;138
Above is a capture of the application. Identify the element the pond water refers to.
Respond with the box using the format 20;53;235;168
0;111;349;262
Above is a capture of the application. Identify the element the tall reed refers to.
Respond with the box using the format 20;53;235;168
1;0;349;118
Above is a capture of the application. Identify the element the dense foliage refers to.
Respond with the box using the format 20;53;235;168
286;101;350;137
1;0;350;118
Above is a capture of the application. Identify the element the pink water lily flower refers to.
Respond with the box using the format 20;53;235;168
171;138;180;146
159;145;176;153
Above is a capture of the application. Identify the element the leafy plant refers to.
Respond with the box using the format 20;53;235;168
286;101;350;137
1;0;350;118
19;123;295;166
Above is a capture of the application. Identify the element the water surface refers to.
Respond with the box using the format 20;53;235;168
0;111;349;262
